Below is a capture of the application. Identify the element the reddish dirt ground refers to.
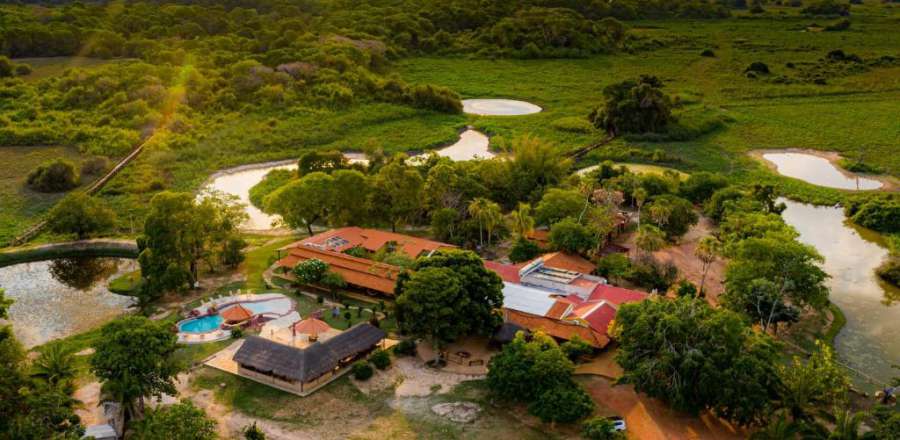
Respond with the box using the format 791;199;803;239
623;216;727;304
580;377;749;440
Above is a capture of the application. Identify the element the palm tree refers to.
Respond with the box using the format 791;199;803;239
468;198;489;247
31;344;78;388
827;409;867;440
695;236;720;295
634;187;648;227
506;203;535;239
468;198;502;247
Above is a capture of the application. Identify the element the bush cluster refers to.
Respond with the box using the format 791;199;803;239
26;158;79;192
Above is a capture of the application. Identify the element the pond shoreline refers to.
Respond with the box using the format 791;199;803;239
0;239;138;268
749;148;897;191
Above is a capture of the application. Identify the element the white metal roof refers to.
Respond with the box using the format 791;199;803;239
501;282;556;316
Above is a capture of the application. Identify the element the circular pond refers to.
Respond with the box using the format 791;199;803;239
0;257;137;347
462;99;542;116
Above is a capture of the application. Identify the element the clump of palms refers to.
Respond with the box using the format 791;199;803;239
468;197;502;248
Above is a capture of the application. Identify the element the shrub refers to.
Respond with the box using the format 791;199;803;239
81;156;110;175
405;84;462;113
549;218;597;255
0;56;14;77
744;62;770;74
369;349;391;370
627;256;677;292
14;64;32;76
528;383;595;424
550;117;595;133
825;19;851;31
243;422;266;440
675;279;698;297
876;259;900;288
802;0;851;16
231;327;244;339
509;237;542;263
594;253;632;282
560;336;594;363
26;158;80;192
352;361;374;381
393;339;417;356
582;417;625;440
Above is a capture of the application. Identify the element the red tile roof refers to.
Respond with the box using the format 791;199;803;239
277;228;455;295
505;309;609;348
483;260;522;283
541;252;595;274
545;300;572;320
589;284;648;305
298;227;455;259
277;246;400;294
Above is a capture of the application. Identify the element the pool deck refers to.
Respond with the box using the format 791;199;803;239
177;292;295;344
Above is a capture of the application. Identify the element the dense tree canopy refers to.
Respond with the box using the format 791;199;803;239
132;401;217;440
90;316;179;423
395;249;503;351
137;191;247;297
46;192;116;239
614;297;780;426
590;75;673;135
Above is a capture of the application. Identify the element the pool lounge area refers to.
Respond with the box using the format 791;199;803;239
176;292;295;344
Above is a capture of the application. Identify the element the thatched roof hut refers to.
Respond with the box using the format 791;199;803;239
233;323;385;383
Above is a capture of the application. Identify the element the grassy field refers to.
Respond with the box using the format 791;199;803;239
396;7;900;202
3;6;899;244
0;146;98;245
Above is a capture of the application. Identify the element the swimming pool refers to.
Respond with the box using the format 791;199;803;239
238;298;293;316
178;314;224;333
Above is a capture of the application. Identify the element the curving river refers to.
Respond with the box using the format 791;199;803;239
0;257;136;348
780;199;900;390
762;152;884;190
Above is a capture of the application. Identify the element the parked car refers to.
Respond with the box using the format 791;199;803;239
609;416;627;431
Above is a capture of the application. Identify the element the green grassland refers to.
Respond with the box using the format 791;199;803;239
396;9;900;203
0;146;99;244
3;5;899;243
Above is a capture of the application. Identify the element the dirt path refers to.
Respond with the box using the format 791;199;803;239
623;216;727;304
581;377;748;440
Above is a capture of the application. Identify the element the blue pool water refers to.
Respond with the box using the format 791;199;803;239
179;315;224;333
238;299;292;315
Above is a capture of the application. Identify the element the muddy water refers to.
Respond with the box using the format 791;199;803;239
422;129;493;161
462;99;541;116
762;152;883;190
780;200;900;390
204;161;297;230
204;154;370;231
0;258;136;347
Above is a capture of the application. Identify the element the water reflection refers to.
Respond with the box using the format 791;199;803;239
780;199;900;390
0;258;136;348
49;257;118;290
